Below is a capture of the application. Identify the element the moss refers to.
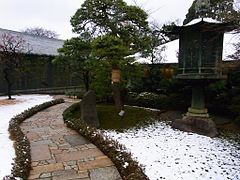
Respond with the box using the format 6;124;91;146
62;101;80;119
97;104;158;130
6;98;64;179
63;102;159;130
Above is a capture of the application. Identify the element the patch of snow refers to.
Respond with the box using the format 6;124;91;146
104;121;240;180
160;39;179;63
233;0;240;11
223;32;240;60
123;162;129;168
0;94;53;178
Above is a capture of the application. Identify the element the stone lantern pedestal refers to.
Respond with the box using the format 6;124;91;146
186;84;209;118
172;82;217;137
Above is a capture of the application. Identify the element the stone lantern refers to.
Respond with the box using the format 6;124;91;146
171;18;234;137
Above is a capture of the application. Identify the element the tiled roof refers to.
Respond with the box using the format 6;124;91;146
0;28;64;56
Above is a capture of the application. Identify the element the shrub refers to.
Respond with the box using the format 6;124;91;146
65;90;85;99
234;116;240;126
229;95;240;125
127;91;175;110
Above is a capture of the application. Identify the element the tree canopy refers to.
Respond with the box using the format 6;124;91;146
92;34;129;65
22;27;59;39
55;33;93;91
70;0;150;54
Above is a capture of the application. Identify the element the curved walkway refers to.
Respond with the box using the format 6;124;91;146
20;98;122;180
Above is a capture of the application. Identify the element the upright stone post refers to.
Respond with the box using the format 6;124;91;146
81;90;99;127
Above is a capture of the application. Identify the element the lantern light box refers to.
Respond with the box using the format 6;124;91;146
172;19;234;80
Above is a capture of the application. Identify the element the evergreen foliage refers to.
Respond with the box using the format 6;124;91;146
183;0;237;24
71;0;150;55
55;32;93;91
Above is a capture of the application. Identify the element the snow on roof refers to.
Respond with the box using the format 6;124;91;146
183;18;222;26
0;28;64;56
136;32;238;64
223;32;239;60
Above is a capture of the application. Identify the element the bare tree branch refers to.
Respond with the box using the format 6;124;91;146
22;27;59;39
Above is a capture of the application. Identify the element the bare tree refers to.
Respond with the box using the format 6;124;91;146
22;27;59;39
0;33;32;99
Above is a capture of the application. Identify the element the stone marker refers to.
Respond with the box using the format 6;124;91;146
81;90;99;127
172;116;218;137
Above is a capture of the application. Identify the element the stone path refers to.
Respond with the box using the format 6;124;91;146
20;99;122;180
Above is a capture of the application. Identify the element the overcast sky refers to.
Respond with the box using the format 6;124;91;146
0;0;194;40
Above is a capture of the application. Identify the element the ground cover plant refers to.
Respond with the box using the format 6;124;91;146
63;102;160;130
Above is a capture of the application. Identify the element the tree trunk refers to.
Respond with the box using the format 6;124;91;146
83;70;90;92
112;82;123;111
3;68;12;99
111;68;123;111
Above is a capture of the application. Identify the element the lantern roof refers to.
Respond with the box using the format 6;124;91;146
184;18;222;26
172;18;235;34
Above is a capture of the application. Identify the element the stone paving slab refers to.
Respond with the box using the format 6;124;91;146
20;98;122;180
55;148;103;162
31;144;51;161
64;134;90;146
78;156;114;171
89;167;122;180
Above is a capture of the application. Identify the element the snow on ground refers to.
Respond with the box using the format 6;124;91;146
0;94;53;178
104;121;240;180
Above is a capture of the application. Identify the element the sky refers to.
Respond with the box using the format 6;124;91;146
0;0;195;40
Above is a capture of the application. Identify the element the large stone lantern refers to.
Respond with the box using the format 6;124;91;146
171;18;234;137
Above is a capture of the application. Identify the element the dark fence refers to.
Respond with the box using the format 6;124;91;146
0;54;82;94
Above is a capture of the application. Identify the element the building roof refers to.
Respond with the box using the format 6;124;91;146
136;31;239;64
172;18;235;34
0;28;64;56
